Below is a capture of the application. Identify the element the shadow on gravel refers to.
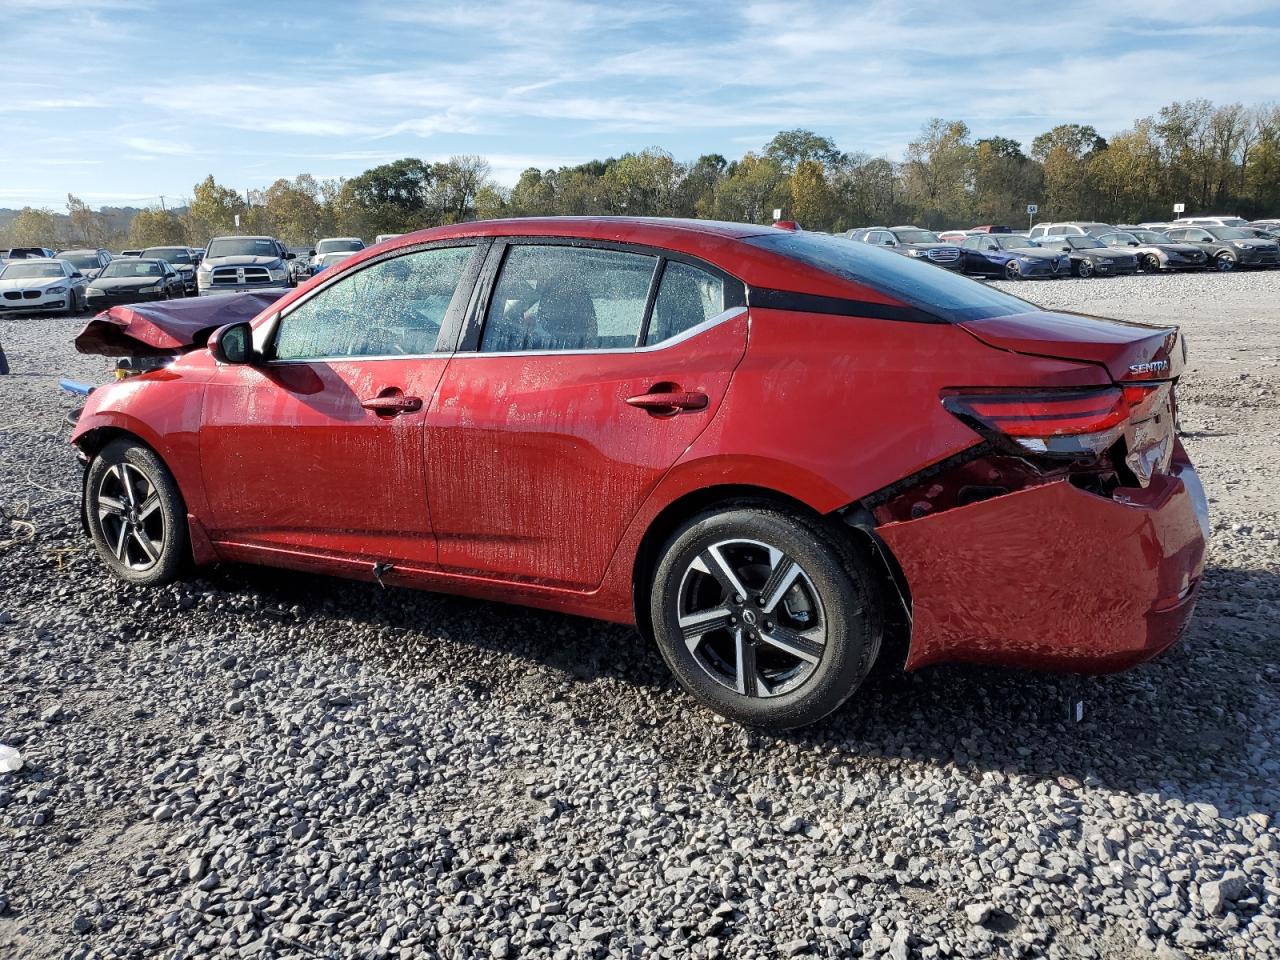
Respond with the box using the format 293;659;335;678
198;559;1274;816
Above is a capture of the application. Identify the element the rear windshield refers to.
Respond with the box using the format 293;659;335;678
316;239;364;254
746;232;1037;323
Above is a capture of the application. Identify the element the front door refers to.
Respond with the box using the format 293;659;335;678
426;242;748;589
200;242;482;566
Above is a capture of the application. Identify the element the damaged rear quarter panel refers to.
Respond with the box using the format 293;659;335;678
876;473;1206;673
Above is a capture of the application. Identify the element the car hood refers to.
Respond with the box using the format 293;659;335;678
74;290;286;357
0;276;63;290
90;276;165;291
203;255;281;267
959;310;1181;383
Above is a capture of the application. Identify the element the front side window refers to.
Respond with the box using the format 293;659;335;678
645;262;725;345
480;245;658;353
274;245;475;360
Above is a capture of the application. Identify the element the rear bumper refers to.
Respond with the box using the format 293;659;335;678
877;457;1209;674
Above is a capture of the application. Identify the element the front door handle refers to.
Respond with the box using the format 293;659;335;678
360;395;422;414
625;390;708;415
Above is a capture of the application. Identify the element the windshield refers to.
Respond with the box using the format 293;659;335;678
316;239;364;254
893;229;942;244
1059;237;1104;249
142;247;193;264
749;232;1037;324
995;236;1037;250
58;252;100;268
206;238;279;259
1210;227;1253;240
1;263;63;279
100;260;164;278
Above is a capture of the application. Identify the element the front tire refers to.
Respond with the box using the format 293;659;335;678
1141;253;1161;273
649;506;883;729
1076;259;1094;278
85;439;189;586
1215;252;1236;272
1003;260;1022;281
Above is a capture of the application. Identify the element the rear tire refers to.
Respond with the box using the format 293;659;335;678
648;505;883;729
85;439;189;587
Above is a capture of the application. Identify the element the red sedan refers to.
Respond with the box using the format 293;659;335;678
70;218;1208;729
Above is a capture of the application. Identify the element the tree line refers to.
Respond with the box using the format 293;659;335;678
3;98;1278;251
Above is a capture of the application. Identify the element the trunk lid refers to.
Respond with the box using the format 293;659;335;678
959;310;1182;383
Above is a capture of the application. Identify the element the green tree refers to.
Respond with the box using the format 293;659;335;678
186;175;246;243
764;129;841;172
128;208;188;247
707;153;785;223
900;119;973;227
789;159;834;230
260;175;330;245
602;148;685;215
3;207;60;247
432;155;495;223
345;158;436;233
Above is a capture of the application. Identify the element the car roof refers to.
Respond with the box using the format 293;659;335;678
208;235;277;242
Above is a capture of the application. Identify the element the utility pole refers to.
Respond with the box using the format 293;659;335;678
159;195;166;212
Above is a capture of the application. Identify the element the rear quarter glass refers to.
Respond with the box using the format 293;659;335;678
745;232;1039;323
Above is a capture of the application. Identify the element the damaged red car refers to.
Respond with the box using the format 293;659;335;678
70;218;1209;729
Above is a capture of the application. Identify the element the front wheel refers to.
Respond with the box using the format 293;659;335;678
1141;253;1161;273
649;506;883;729
1003;260;1022;281
1215;253;1236;272
1076;259;1094;278
85;438;189;586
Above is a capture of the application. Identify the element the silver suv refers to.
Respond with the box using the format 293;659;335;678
197;236;295;296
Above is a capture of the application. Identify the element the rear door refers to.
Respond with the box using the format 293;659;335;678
425;240;748;589
199;241;485;566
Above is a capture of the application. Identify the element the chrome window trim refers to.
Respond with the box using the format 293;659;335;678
455;305;747;359
266;351;454;366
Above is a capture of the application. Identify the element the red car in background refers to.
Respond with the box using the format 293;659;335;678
70;218;1208;729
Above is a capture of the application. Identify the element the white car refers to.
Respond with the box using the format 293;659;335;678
310;251;360;274
0;258;88;314
374;233;403;244
309;237;365;274
1027;221;1114;240
1172;215;1248;228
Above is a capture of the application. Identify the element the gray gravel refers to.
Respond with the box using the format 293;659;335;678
1;271;1278;960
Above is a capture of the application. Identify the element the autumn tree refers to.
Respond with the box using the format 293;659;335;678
66;194;109;246
185;175;246;243
128;208;188;247
900;119;974;227
3;207;61;247
708;153;785;223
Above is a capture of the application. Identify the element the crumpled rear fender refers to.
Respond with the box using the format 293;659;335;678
876;465;1208;673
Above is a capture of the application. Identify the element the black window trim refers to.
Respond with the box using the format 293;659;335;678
455;235;746;356
263;237;491;365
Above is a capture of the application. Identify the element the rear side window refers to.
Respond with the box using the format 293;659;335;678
275;245;475;360
747;232;1038;323
645;262;725;345
481;245;658;352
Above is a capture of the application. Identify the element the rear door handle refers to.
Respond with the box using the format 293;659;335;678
625;390;708;414
360;395;422;414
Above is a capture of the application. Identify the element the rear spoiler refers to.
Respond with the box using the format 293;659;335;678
74;291;286;357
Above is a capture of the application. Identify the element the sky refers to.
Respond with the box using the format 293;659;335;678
2;0;1279;210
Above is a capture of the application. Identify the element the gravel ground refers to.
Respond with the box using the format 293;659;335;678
0;271;1277;960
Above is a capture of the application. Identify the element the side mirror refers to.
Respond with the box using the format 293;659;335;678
986;244;998;251
881;239;894;246
209;321;254;365
309;249;317;257
284;252;296;260
72;271;84;278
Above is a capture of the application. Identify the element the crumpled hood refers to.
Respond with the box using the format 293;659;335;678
203;254;282;267
74;290;285;357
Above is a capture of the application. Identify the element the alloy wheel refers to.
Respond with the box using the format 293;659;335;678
1077;259;1094;278
1215;254;1236;272
676;539;827;698
96;462;165;571
1003;260;1021;281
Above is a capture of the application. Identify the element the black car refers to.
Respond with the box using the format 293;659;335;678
84;258;185;311
1161;226;1280;271
846;226;963;270
959;234;1071;280
140;246;199;295
1100;230;1208;272
1037;235;1139;278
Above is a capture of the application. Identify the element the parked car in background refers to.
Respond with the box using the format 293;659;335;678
310;251;360;274
968;225;1012;234
374;233;404;244
118;249;142;258
55;248;113;279
85;258;185;311
1028;222;1114;241
846;226;963;270
309;237;366;275
1172;216;1247;228
6;246;58;260
959;234;1071;280
69;217;1206;730
187;247;204;265
1161;225;1280;271
1038;235;1139;277
0;258;88;313
937;230;971;243
196;236;295;295
1099;230;1208;273
1240;226;1280;242
140;246;198;294
1249;219;1280;235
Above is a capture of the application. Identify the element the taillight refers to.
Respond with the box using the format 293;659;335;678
943;385;1160;459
